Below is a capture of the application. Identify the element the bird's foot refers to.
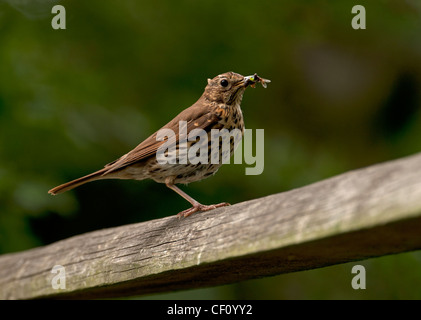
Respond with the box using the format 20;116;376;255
177;202;230;218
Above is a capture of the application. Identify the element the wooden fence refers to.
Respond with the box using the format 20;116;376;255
1;152;421;299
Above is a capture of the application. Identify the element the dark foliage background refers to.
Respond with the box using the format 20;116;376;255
1;0;421;299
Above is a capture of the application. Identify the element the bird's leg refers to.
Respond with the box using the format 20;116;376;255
165;178;230;218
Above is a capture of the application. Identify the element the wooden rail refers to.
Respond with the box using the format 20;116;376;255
1;152;421;299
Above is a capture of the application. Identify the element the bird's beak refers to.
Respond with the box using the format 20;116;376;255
234;75;256;88
243;75;256;87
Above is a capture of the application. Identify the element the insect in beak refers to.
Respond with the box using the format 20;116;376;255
243;74;271;88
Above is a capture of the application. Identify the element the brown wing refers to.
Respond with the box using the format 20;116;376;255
103;102;219;175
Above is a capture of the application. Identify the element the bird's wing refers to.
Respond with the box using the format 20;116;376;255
103;104;219;174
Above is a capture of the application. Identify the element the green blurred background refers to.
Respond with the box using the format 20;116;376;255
1;0;421;299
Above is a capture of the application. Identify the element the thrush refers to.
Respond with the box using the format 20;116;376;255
49;72;270;217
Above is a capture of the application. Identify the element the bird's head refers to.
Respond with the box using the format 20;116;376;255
202;72;258;106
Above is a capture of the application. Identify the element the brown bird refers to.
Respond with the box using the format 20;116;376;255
49;72;270;217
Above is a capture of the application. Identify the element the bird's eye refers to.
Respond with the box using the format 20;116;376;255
220;79;229;87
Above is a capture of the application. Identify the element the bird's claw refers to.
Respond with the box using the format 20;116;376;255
177;202;231;218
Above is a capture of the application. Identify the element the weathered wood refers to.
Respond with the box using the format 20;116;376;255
1;152;421;299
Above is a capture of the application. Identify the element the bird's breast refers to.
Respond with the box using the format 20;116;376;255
215;102;245;134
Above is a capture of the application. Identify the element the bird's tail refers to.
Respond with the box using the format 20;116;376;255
48;168;109;195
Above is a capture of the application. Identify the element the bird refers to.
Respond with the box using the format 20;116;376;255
48;72;270;217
